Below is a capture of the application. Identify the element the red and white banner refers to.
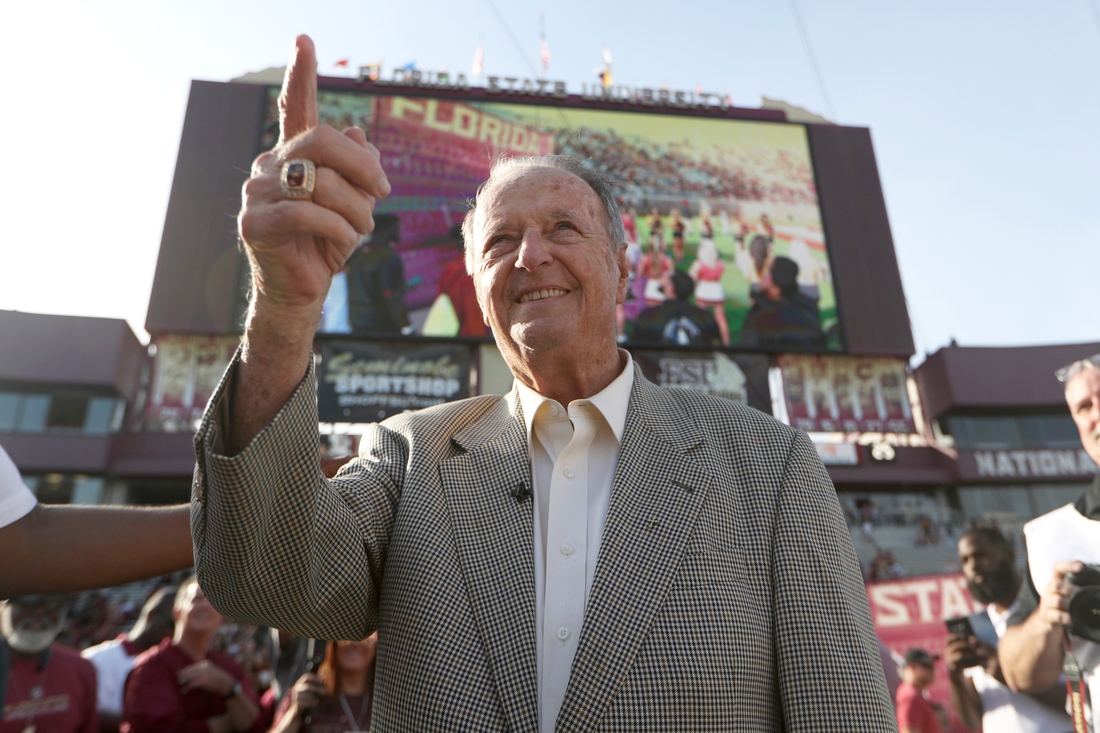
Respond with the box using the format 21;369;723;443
867;573;981;732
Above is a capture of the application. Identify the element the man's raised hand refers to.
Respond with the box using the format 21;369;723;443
227;35;390;455
238;35;390;315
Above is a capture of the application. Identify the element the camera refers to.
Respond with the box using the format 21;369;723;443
1065;563;1100;644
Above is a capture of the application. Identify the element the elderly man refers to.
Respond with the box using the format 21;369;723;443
1000;352;1100;731
1;594;98;733
191;35;893;731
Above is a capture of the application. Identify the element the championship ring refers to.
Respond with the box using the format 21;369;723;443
280;158;316;199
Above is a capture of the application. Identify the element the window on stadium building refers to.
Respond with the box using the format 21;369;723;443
946;414;1080;450
21;474;107;505
0;391;125;435
958;483;1089;527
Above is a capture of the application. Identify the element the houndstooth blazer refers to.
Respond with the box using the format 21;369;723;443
192;357;896;732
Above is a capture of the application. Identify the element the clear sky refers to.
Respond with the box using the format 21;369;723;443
2;0;1097;358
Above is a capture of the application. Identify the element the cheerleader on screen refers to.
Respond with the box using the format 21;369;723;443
689;236;730;345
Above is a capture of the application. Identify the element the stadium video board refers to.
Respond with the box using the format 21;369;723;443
257;88;842;352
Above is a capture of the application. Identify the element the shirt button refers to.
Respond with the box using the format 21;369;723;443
556;626;570;641
560;543;574;556
549;404;560;416
564;467;575;479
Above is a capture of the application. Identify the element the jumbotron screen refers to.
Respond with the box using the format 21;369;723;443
258;88;840;351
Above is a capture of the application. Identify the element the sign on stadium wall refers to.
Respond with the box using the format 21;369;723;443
318;340;472;423
957;448;1099;481
774;355;915;434
143;334;239;432
631;350;771;414
868;573;980;732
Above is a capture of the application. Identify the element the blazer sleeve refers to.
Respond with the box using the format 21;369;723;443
191;352;406;641
771;430;897;732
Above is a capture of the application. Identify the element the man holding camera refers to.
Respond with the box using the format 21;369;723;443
947;528;1073;731
1000;353;1100;732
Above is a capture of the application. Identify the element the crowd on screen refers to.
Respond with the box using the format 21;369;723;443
556;127;818;206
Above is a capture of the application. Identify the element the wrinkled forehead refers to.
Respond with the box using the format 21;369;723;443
474;167;602;235
1066;365;1100;401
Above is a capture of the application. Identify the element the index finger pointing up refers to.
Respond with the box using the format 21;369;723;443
278;35;319;144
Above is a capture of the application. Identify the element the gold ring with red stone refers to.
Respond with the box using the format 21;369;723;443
280;159;316;200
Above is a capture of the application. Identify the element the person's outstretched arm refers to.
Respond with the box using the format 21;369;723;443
0;503;193;598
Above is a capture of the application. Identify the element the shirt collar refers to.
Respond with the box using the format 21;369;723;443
985;600;1017;624
515;350;634;446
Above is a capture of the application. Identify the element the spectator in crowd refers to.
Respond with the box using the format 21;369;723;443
122;577;261;733
270;634;377;733
0;593;97;733
867;550;906;583
434;224;487;338
896;649;942;733
915;517;941;548
82;587;178;732
262;632;314;706
345;214;410;336
1000;352;1100;727
196;38;894;730
632;270;722;346
946;527;1072;732
742;256;825;349
0;444;192;600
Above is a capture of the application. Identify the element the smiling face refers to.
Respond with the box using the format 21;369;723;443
1066;366;1100;465
1;595;69;654
175;582;223;637
469;167;628;369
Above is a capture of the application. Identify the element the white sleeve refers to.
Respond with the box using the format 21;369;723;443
0;444;36;528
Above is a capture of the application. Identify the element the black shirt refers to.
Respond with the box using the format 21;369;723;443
632;301;722;346
1007;474;1100;627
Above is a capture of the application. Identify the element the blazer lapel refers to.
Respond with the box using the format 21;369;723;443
439;391;539;733
556;370;711;732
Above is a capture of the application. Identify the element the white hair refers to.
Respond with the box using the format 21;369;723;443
461;155;626;273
